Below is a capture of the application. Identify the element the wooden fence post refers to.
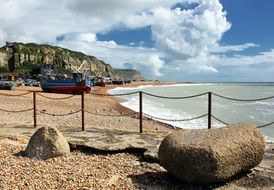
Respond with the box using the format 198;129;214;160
33;91;37;128
81;91;85;131
139;91;143;133
208;92;212;129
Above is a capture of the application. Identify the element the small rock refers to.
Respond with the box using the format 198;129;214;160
25;126;70;160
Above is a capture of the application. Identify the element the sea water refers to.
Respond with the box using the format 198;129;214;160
108;83;274;142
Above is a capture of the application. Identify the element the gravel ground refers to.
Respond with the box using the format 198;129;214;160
0;136;165;190
0;86;173;133
0;136;273;190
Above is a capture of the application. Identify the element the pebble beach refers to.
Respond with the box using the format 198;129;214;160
0;82;273;189
0;83;173;132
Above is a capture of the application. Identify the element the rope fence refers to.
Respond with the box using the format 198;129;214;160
211;115;230;126
36;92;76;100
37;109;81;116
213;92;274;102
143;91;207;99
0;91;32;96
85;110;138;117
143;113;208;122
0;90;273;132
257;121;274;128
0;107;33;113
90;91;139;97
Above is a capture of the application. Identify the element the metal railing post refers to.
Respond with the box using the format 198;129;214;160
81;91;85;131
33;91;37;128
208;92;212;129
139;91;143;133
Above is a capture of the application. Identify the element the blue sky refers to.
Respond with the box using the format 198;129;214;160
0;0;274;82
221;0;274;53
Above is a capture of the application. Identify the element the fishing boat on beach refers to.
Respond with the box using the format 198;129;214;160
41;73;92;94
41;61;93;94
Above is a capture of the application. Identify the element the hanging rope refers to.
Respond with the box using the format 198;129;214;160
257;121;274;128
143;92;208;99
90;91;139;97
213;93;274;102
211;115;274;128
0;107;33;113
143;113;208;122
37;109;81;116
37;92;76;100
85;110;138;117
0;91;32;97
211;115;229;125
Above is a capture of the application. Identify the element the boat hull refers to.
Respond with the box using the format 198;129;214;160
41;80;91;94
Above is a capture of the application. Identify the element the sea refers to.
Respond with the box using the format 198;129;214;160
109;83;274;142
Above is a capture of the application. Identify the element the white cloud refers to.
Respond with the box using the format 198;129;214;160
135;54;165;77
165;52;218;74
58;33;98;43
57;40;164;79
210;43;258;53
76;33;97;42
213;49;274;66
151;0;231;58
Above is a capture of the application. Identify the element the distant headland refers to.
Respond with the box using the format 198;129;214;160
0;42;144;81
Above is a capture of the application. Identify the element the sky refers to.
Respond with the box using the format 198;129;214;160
0;0;274;82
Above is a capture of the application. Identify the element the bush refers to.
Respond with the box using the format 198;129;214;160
0;66;8;73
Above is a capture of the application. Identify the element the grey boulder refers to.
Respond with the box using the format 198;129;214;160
25;126;70;160
158;123;265;184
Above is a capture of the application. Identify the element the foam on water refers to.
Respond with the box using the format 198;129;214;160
265;135;274;143
252;101;274;106
109;85;154;92
108;83;214;93
121;96;207;129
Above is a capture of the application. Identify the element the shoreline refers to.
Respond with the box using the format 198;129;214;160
92;81;178;130
105;82;274;143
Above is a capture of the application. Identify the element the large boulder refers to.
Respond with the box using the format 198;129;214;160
25;126;70;160
158;123;265;184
